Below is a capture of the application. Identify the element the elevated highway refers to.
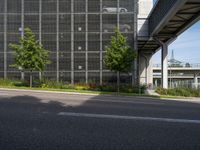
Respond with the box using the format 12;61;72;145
138;0;200;88
153;64;200;88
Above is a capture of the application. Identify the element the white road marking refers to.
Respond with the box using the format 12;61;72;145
58;112;200;124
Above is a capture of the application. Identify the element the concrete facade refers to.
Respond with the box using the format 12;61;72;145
138;0;153;86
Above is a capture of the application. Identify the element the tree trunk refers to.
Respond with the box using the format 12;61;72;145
117;71;120;94
30;70;33;88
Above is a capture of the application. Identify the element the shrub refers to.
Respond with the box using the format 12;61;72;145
0;78;14;86
0;78;146;94
156;87;200;97
156;87;168;95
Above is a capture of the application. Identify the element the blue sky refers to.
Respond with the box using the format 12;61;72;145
152;21;200;64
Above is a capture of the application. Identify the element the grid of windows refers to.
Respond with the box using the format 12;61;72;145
0;0;137;84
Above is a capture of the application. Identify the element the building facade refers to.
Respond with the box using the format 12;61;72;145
0;0;152;84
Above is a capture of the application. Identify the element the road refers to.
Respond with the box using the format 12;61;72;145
0;89;200;150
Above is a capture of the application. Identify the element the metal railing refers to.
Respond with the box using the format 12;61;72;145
153;64;200;68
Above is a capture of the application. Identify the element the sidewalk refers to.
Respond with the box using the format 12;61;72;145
0;87;200;103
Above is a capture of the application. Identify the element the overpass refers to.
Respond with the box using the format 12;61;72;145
138;0;200;88
153;64;200;88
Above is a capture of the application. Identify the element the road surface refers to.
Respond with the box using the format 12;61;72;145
0;89;200;150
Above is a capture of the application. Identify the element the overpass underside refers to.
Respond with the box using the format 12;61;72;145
138;0;200;88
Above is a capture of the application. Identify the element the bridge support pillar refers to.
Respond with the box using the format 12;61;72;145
139;52;153;88
194;73;199;89
154;38;168;89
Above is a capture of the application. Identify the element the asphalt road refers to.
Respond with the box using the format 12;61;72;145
0;89;200;150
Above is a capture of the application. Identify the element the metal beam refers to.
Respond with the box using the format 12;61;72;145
85;0;88;84
56;0;59;82
4;0;7;79
71;0;74;85
100;0;103;85
21;0;25;80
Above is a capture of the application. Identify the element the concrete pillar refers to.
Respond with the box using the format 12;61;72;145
154;37;168;89
194;73;198;89
155;79;158;87
139;53;153;88
161;43;168;89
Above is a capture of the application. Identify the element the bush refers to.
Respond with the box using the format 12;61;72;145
0;78;28;87
0;78;146;94
156;87;200;97
156;87;168;95
0;78;15;86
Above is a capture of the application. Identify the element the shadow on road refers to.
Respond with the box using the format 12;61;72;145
0;93;200;119
0;93;200;150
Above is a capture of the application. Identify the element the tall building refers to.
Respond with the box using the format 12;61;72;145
0;0;153;84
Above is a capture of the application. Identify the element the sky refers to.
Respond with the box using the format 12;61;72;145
152;21;200;65
152;0;200;65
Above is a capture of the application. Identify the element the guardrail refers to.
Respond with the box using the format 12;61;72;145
153;64;200;68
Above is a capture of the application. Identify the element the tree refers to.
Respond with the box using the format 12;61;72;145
9;28;50;88
104;28;137;93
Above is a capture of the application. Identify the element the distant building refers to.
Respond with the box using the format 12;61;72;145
168;50;183;67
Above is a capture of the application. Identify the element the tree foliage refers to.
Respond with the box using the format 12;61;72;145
104;28;137;73
9;28;50;72
9;28;50;87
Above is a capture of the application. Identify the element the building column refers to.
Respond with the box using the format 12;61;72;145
56;0;59;82
4;0;7;79
139;52;153;88
21;0;25;80
133;0;138;86
71;0;74;84
99;0;103;85
85;0;88;84
154;37;168;89
39;0;42;80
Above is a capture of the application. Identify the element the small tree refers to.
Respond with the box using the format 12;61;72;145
9;28;50;88
104;29;137;93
